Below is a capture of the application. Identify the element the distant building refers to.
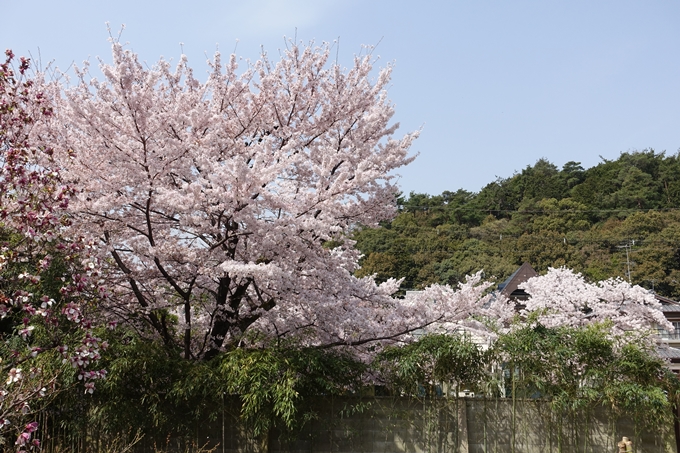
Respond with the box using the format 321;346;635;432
655;295;680;372
498;262;538;301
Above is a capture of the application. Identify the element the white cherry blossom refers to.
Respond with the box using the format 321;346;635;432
518;267;671;336
48;40;432;358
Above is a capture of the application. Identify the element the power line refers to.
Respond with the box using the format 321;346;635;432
397;206;680;214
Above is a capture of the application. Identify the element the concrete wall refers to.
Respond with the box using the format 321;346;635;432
148;397;677;453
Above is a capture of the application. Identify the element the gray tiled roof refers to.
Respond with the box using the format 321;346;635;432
657;346;680;359
656;294;680;306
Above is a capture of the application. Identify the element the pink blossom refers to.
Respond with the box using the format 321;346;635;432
18;326;34;340
49;39;421;358
517;267;671;338
6;368;22;385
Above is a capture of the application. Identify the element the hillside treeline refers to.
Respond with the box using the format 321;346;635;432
354;150;680;298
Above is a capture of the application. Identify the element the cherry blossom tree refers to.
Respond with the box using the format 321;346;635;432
48;40;504;360
516;267;671;336
0;50;106;451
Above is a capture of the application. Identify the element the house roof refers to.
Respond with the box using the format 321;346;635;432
498;262;538;298
657;346;680;360
656;294;680;306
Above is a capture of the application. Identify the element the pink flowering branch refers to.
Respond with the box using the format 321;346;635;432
1;49;107;448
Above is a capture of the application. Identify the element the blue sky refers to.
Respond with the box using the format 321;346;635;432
3;1;680;196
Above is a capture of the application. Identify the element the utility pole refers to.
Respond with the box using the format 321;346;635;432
617;241;635;283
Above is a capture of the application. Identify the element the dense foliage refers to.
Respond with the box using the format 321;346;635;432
44;323;676;451
355;151;680;298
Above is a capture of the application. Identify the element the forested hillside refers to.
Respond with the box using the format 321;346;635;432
354;150;680;298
